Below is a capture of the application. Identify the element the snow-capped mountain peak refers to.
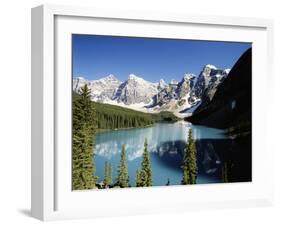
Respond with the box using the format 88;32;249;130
205;64;217;70
224;68;231;74
103;74;118;80
76;76;86;80
112;73;158;105
183;73;196;81
73;74;121;101
73;65;231;116
159;78;166;84
128;73;142;80
97;74;119;83
158;79;168;90
187;64;230;108
170;79;178;85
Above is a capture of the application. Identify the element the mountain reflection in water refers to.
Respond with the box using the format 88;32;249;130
94;122;251;186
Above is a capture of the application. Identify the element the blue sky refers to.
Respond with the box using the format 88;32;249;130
72;34;251;83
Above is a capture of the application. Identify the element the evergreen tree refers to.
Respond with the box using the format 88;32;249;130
108;162;112;186
137;139;153;187
181;129;197;185
103;161;113;187
94;102;159;131
103;161;109;186
117;144;129;188
135;169;141;187
72;84;97;190
222;162;229;183
189;133;197;184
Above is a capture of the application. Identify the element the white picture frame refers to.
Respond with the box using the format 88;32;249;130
31;4;274;221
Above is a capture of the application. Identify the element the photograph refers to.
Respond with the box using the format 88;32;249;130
71;34;252;190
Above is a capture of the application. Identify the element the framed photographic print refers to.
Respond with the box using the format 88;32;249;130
31;4;274;221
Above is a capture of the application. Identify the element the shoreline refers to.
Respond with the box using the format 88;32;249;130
96;123;155;134
96;119;183;134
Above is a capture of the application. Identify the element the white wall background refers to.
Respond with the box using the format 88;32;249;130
0;0;280;225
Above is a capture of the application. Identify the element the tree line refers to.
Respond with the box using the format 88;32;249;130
94;102;178;132
72;84;197;190
95;102;154;131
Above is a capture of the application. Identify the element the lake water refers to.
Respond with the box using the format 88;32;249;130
94;122;229;186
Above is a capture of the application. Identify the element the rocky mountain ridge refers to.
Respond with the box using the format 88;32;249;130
73;64;230;116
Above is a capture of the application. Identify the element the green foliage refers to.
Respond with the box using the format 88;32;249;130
95;102;154;131
151;111;179;122
222;162;229;183
72;85;97;190
135;169;141;187
181;129;197;185
72;91;179;189
108;162;112;186
117;144;129;188
103;161;113;187
94;102;179;132
136;139;153;187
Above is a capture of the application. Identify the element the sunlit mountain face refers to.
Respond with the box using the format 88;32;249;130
73;64;231;117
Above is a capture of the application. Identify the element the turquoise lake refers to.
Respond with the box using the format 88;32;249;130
94;122;228;186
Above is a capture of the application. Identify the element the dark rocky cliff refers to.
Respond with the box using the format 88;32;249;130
185;48;252;132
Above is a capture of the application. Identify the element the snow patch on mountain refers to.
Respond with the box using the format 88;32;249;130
73;64;231;117
113;74;158;105
224;68;231;74
73;74;121;101
158;79;168;90
205;64;217;70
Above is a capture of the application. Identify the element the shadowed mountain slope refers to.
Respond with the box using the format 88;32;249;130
185;48;252;131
